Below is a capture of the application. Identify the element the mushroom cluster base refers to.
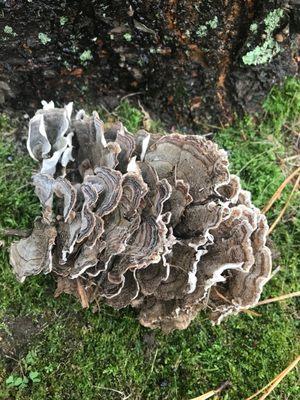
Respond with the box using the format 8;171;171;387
10;102;272;332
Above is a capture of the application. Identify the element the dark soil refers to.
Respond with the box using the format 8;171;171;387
0;316;41;361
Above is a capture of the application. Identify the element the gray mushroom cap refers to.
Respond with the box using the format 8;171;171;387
27;101;74;176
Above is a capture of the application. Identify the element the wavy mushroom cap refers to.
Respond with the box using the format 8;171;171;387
10;102;272;332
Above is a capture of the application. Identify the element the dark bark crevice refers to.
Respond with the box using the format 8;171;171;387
0;0;298;129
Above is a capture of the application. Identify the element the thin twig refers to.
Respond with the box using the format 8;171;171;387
4;354;25;377
268;174;300;234
242;309;262;317
214;289;262;316
269;265;281;280
282;154;300;162
203;287;211;309
213;288;231;304
257;356;300;400
190;381;231;400
149;348;159;375
120;92;142;102
99;103;115;117
190;389;216;400
245;356;300;400
138;100;153;131
262;166;300;213
254;291;300;306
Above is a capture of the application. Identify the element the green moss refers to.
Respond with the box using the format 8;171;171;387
0;79;299;400
215;78;299;211
115;101;144;132
0;145;39;232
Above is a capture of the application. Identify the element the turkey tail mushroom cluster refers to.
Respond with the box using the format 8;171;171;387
9;101;272;332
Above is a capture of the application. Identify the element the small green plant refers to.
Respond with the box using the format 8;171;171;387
5;350;41;390
6;375;29;389
38;32;51;45
28;371;41;383
24;350;38;368
79;49;93;64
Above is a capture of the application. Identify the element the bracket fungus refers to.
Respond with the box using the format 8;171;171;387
10;101;272;332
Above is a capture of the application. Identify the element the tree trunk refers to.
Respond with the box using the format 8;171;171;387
0;0;298;129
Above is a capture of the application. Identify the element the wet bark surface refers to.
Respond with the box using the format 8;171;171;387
0;0;298;129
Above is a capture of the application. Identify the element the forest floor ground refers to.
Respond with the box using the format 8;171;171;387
0;78;299;400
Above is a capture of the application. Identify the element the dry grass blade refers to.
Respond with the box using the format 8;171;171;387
190;381;231;400
245;356;300;400
0;228;31;237
240;291;300;314
138;99;153;130
190;389;216;400
255;291;300;306
213;287;231;304
94;386;131;399
242;309;262;317
268;173;300;234
262;166;300;214
214;289;262;317
76;279;89;308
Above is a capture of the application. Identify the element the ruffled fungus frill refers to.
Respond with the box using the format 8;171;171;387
9;102;272;332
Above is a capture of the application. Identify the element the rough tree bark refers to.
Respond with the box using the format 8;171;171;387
0;0;298;128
